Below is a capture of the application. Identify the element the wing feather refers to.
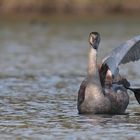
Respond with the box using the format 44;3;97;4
102;35;140;76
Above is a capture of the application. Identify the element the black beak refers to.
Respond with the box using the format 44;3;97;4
89;32;100;50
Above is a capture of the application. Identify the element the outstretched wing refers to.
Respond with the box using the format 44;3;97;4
99;35;140;87
103;35;140;76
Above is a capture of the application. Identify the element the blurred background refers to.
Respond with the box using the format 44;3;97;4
0;0;140;140
0;0;140;15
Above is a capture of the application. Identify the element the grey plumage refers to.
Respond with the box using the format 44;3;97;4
103;35;140;77
77;32;140;114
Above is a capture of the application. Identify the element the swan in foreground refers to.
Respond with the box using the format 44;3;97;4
77;32;140;114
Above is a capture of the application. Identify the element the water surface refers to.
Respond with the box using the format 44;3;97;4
0;18;140;139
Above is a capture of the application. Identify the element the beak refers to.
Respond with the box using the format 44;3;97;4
89;32;100;50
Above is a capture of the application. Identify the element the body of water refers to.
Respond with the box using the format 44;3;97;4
0;17;140;139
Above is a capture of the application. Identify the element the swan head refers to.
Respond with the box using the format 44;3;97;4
89;32;100;50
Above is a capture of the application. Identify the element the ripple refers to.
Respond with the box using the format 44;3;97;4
0;19;140;139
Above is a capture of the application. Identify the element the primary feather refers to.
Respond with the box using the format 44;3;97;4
103;35;140;76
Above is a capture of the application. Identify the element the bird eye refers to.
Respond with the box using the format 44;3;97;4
89;34;96;45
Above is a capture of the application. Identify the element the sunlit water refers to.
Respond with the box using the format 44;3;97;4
0;18;140;139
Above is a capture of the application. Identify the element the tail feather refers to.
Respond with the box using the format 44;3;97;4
128;88;140;104
133;89;140;104
123;80;140;104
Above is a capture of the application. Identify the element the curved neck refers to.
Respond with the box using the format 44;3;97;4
87;46;98;78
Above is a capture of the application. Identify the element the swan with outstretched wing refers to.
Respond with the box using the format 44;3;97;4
77;32;140;114
100;35;140;104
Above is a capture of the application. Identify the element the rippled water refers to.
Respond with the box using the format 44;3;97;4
0;17;140;139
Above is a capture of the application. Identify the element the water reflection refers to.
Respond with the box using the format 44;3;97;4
0;18;140;139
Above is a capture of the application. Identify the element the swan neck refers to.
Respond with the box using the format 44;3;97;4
88;47;98;77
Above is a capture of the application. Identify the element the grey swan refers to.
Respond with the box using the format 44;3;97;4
77;32;140;114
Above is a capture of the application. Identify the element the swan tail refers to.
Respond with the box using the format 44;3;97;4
128;88;140;104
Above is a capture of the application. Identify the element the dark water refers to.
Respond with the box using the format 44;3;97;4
0;18;140;139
